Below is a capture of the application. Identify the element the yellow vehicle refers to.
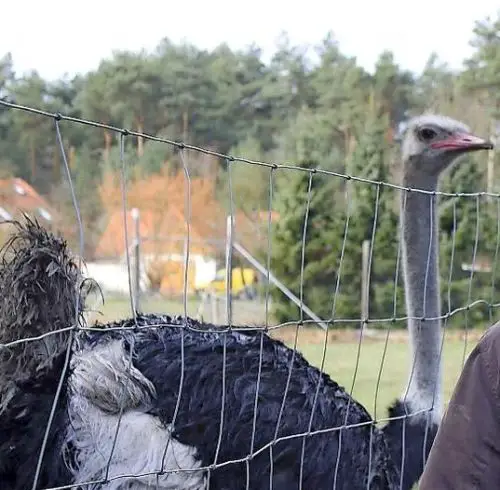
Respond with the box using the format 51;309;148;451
199;267;258;299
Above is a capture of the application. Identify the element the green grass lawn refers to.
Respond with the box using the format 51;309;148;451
295;337;474;417
86;293;267;326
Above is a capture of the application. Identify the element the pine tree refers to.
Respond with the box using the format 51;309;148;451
338;102;402;323
270;103;402;326
270;109;339;324
439;156;499;325
51;145;103;256
270;161;338;323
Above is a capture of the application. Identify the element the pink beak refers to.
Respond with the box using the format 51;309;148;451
430;132;494;151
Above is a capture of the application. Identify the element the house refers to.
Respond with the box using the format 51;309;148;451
93;206;269;296
91;171;274;296
0;178;57;224
0;178;59;246
93;207;218;295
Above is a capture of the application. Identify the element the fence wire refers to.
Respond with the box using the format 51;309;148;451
0;98;499;490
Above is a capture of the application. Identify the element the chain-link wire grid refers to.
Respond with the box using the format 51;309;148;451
1;98;499;490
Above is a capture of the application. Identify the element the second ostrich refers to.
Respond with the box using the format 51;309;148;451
0;114;493;490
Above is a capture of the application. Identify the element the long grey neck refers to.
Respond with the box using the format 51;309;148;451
401;169;443;422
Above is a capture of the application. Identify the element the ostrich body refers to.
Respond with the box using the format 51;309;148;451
0;116;492;490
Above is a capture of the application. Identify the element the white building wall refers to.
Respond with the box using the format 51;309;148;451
84;254;217;294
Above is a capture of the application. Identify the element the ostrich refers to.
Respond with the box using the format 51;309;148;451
0;115;493;490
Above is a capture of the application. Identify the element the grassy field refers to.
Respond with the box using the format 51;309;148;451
289;331;475;416
87;293;482;416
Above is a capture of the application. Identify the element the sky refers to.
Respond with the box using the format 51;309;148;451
2;0;499;81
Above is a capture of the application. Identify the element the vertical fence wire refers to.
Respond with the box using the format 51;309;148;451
490;199;500;323
271;170;314;463
31;118;84;490
159;147;192;477
331;179;354;490
225;158;235;327
102;130;142;488
462;194;481;367
119;131;139;322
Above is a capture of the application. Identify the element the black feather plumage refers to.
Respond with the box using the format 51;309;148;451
0;217;82;489
104;315;399;489
0;217;82;382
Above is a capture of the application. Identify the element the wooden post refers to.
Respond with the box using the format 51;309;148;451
131;207;141;312
211;292;218;324
361;239;371;324
225;215;234;325
487;118;497;198
232;241;329;330
195;290;208;321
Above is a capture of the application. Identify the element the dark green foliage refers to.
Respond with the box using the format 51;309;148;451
50;145;104;256
269;107;402;325
222;137;270;214
439;157;500;327
334;108;403;323
271;162;337;323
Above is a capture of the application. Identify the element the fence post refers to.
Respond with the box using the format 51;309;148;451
361;239;371;324
131;207;141;312
232;241;329;330
211;292;218;324
487;118;497;198
225;215;234;325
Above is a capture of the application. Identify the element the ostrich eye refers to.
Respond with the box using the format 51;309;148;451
418;127;438;141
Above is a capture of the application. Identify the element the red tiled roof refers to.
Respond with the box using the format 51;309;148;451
0;178;58;225
95;207;211;259
95;206;264;260
95;171;273;260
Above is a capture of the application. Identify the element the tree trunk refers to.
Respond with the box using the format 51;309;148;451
69;146;76;171
182;109;188;143
343;128;353;158
368;88;376;113
104;130;112;163
347;133;356;160
30;139;36;183
53;140;61;182
137;118;144;158
487;117;496;197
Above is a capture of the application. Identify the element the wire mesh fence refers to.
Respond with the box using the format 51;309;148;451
0;98;499;489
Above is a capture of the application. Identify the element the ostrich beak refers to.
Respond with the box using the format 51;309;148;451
430;133;494;151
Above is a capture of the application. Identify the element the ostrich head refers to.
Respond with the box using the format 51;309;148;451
402;114;493;185
0;218;85;410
